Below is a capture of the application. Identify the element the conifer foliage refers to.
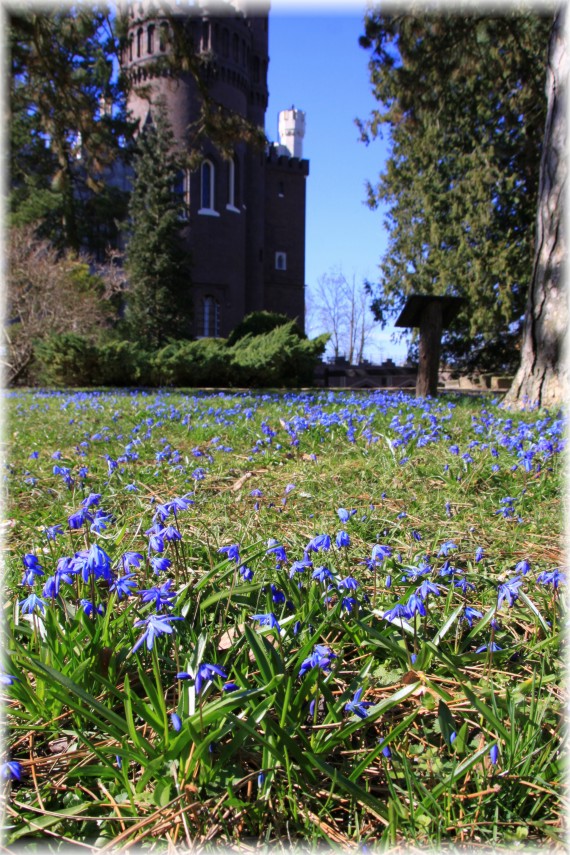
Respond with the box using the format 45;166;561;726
124;105;193;349
359;11;551;372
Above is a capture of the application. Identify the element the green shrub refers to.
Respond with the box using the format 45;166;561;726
226;311;305;347
151;338;232;387
94;340;152;386
229;322;328;387
34;333;99;386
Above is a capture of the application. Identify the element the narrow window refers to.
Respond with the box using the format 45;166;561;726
202;21;210;51
227;158;236;209
200;160;215;211
232;34;239;62
222;28;229;57
173;169;189;219
278;181;284;198
128;36;133;62
147;24;155;54
275;252;287;271
253;55;260;83
203;296;220;337
137;28;143;58
160;22;169;52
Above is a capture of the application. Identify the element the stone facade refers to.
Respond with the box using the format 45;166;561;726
120;0;308;338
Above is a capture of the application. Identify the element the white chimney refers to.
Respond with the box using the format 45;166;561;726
278;107;306;159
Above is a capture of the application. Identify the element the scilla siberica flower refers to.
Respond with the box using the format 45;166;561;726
344;687;372;719
110;573;138;600
335;530;350;548
131;614;182;654
497;576;523;609
251;612;281;632
19;593;46;615
195;663;227;695
305;534;331;554
1;761;23;781
370;544;392;565
218;543;240;563
84;543;113;583
299;644;336;677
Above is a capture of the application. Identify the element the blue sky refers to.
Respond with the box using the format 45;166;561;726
265;4;409;363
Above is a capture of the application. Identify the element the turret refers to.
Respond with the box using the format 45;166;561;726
278;107;306;159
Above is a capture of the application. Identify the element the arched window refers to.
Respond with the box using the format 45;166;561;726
232;34;239;62
147;24;155;54
275;252;287;271
222;28;229;57
136;28;143;58
202;296;220;338
128;36;133;62
200;160;216;213
202;21;210;51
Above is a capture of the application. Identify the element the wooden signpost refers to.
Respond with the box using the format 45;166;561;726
395;295;464;397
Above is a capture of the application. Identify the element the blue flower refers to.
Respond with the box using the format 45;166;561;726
489;744;499;765
417;579;441;599
218;543;241;563
44;524;64;541
195;663;227;695
139;579;177;611
463;607;482;627
454;577;476;594
239;565;254;581
81;493;101;509
80;599;104;617
344;687;372;719
150;555;171;575
110;573;138;601
223;681;239;692
289;557;313;578
19;593;46;615
284;483;296;494
406;593;426;617
251;612;281;632
131;614;183;654
514;559;531;575
382;603;410;623
312;566;333;584
475;547;485;562
0;672;18;686
299;644;336;677
536;569;565;588
497;576;523;609
121;551;144;570
1;761;23;781
341;596;359;614
438;540;457;557
170;713;182;732
337;507;356;522
335;530;351;548
476;642;502;653
370;544;392;564
338;576;359;591
266;542;287;563
85;543;113;583
306;534;331;554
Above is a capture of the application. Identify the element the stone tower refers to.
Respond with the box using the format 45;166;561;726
120;0;308;338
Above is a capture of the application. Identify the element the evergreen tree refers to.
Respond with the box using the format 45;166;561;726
124;105;193;349
359;10;551;372
9;5;133;251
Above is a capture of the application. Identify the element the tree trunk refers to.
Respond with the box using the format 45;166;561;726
504;9;567;409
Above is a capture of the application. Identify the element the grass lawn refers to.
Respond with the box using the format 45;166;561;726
2;387;565;850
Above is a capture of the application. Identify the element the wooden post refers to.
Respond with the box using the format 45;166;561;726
395;295;464;398
417;300;443;397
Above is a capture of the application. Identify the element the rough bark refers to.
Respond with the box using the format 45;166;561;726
417;301;443;398
504;8;568;409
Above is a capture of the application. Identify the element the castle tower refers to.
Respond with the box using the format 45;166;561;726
278;107;306;159
120;0;307;338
